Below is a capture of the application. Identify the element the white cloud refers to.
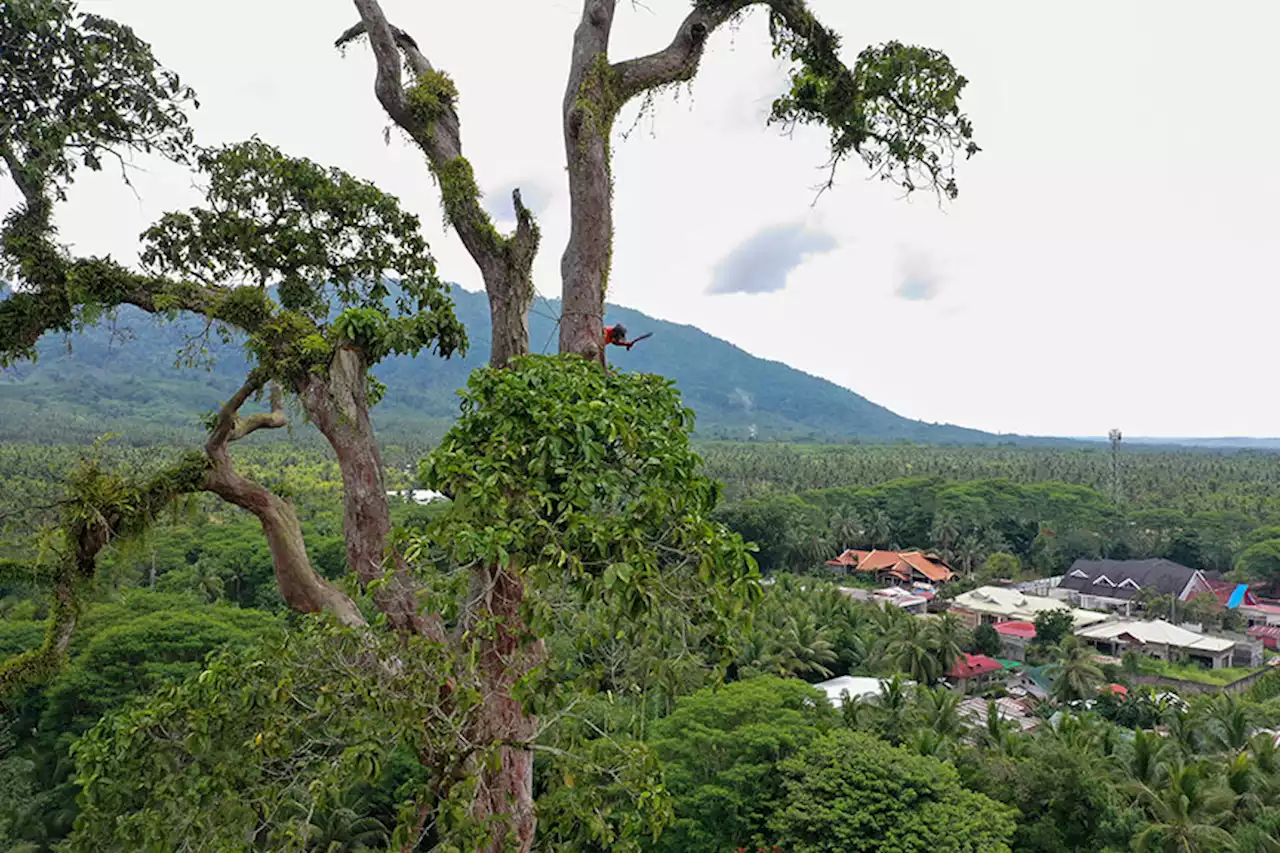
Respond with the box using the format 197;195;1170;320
708;222;839;295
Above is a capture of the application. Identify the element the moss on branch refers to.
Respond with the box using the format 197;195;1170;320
406;69;459;130
430;156;501;246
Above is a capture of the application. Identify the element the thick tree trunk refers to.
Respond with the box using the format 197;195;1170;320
559;0;619;362
300;347;435;636
484;265;535;367
465;563;544;853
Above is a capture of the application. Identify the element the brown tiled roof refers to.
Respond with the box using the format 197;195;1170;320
857;550;902;571
825;548;955;582
825;549;870;567
899;551;955;582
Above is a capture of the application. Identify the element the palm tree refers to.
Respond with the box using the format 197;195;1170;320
829;507;866;550
929;511;961;553
191;559;225;603
918;685;967;740
953;533;987;576
887;618;942;685
772;611;839;680
1131;761;1236;853
874;674;915;746
1164;708;1205;759
975;699;1024;757
1206;694;1255;755
929;613;970;675
1122;729;1170;790
1047;636;1104;703
866;509;893;550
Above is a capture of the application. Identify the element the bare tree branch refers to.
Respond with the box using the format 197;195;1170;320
611;5;730;101
228;383;287;442
346;0;411;123
341;0;540;366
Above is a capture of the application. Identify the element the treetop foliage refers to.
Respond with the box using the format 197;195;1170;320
422;354;761;636
0;0;196;200
141;139;465;368
701;0;981;199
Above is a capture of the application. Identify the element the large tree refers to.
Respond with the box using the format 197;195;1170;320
1;1;979;849
340;0;979;364
333;1;977;846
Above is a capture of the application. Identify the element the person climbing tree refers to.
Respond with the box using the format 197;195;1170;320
603;323;651;351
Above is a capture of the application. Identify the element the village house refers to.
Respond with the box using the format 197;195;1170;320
945;653;1006;694
958;695;1040;732
1074;618;1236;669
812;675;913;707
992;620;1038;662
837;585;931;615
948;585;1108;631
1056;558;1214;613
826;549;955;585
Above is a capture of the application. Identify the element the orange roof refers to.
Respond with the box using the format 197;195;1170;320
825;549;870;567
898;551;955;583
825;549;955;582
856;550;902;572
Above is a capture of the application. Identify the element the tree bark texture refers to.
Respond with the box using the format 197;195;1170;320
465;563;544;853
299;346;440;637
557;0;734;360
205;378;367;628
558;0;620;363
344;7;547;850
346;0;540;368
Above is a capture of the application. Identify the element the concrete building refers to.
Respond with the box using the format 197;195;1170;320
1075;619;1235;669
993;620;1037;662
949;585;1108;631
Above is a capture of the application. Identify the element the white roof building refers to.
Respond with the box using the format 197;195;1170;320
812;676;914;707
1075;619;1236;654
386;489;447;505
951;586;1109;628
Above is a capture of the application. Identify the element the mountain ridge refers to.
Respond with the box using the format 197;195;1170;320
0;283;1015;445
0;283;1238;449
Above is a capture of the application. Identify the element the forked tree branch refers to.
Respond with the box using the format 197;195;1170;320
228;383;287;442
611;1;819;105
340;0;538;268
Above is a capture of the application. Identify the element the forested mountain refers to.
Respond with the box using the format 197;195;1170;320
0;283;1003;445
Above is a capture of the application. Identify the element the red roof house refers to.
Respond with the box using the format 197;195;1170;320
1249;624;1280;649
947;653;1005;680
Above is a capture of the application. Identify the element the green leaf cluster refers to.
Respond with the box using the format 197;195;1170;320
422;354;760;641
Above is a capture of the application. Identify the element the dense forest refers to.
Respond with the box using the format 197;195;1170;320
4;1;1280;852
7;439;1280;850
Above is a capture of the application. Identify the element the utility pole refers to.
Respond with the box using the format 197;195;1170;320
1108;428;1123;504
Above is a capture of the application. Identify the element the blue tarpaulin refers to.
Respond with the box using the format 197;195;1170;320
1227;584;1249;609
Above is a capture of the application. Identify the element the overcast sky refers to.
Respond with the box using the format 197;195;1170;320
9;0;1279;437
